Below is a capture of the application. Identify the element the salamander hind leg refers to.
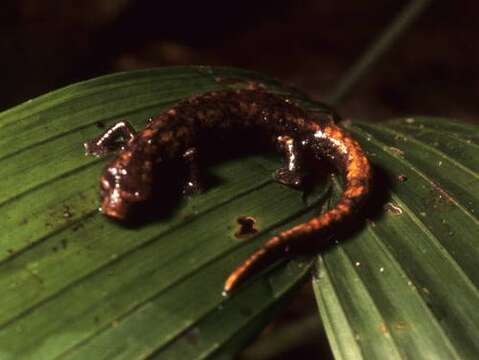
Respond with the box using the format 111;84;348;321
273;135;307;189
182;147;204;196
84;121;136;157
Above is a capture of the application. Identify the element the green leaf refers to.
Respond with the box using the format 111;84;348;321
313;117;479;359
3;66;477;359
0;67;332;359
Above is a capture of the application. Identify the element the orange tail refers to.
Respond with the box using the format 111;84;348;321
223;123;371;294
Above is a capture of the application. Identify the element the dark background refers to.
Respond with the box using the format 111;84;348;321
2;1;476;358
1;1;478;123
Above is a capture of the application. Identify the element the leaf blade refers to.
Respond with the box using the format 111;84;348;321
314;117;479;359
0;67;326;359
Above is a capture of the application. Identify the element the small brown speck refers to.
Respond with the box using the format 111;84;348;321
184;327;200;345
63;206;72;219
397;174;408;183
180;212;195;221
244;81;265;90
393;321;409;331
379;322;389;335
96;121;105;129
72;222;84;232
234;216;258;238
389;146;404;157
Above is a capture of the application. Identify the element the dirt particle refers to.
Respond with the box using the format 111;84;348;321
397;174;408;183
63;206;73;219
379;322;389;334
180;212;195;221
384;202;403;215
393;321;409;331
184;327;200;345
245;81;265;90
427;180;455;209
72;222;84;232
96;121;105;129
234;216;258;238
388;146;404;157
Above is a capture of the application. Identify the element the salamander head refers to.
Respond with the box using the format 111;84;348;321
99;155;152;220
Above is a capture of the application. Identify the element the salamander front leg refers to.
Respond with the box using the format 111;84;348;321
182;147;204;195
273;135;307;189
84;121;136;157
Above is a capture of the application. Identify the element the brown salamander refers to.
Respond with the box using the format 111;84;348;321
84;88;371;295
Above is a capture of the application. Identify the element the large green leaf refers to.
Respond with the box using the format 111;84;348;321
0;67;332;359
2;66;478;359
313;117;479;359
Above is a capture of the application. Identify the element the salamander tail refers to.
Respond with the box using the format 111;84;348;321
223;123;371;295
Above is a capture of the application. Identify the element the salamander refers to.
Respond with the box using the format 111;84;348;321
84;88;371;295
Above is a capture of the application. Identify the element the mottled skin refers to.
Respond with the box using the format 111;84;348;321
84;89;371;294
